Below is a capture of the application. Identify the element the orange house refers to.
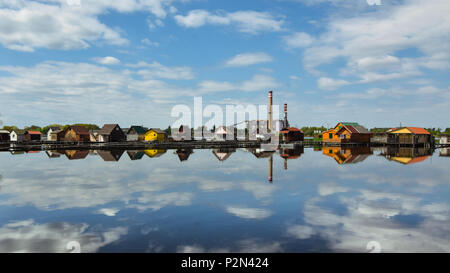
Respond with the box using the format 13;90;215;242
322;146;373;164
322;122;372;144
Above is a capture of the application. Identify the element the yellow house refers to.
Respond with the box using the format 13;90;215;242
144;128;166;142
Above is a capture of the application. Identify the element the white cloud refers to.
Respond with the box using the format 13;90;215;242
302;0;450;75
283;32;314;48
0;0;177;51
174;10;285;34
226;206;272;219
318;182;348;196
141;38;159;47
93;56;121;65
225;52;273;67
197;74;278;93
130;61;195;80
317;77;350;91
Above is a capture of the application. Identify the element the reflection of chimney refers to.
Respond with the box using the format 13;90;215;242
284;158;288;170
268;91;273;132
269;155;273;183
284;104;290;129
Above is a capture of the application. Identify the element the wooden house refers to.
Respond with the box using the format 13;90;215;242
387;127;431;146
25;131;42;141
145;128;166;142
440;148;450;157
63;126;90;142
46;150;62;158
9;129;26;142
89;130;101;142
280;127;304;142
0;130;10;142
98;124;126;142
322;146;372;164
98;150;124;162
322;122;371;144
127;126;148;141
46;127;62;141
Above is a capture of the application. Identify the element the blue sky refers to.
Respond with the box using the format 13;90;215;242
0;0;449;129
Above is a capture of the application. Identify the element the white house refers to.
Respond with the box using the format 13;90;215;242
46;127;62;141
440;135;450;145
9;130;25;142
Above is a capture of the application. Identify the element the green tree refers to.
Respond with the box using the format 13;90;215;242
2;125;19;131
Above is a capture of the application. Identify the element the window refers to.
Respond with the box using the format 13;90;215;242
329;133;333;139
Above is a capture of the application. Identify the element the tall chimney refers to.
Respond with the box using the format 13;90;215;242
284;104;290;129
268;91;273;132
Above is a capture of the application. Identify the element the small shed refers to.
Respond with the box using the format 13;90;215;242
173;125;191;141
9;129;26;142
127;126;148;141
212;148;236;162
98;124;126;142
145;128;166;142
323;122;371;144
214;126;228;141
47;127;62;141
127;150;145;160
175;148;194;162
63;126;90;142
144;149;166;158
439;135;450;145
0;130;10;142
25;131;42;141
387;127;431;145
280;127;304;142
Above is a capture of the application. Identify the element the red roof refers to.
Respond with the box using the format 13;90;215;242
406;127;431;135
27;131;42;135
281;127;303;133
408;155;430;164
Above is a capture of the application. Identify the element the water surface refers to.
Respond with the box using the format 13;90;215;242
0;147;449;253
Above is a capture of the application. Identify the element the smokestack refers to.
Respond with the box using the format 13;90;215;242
268;91;273;132
269;155;273;183
284;104;290;129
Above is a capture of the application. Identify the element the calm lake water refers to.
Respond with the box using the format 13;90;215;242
0;147;449;253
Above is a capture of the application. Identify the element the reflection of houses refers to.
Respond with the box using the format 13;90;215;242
127;126;148;142
145;128;166;142
46;150;62;158
249;148;275;159
98;124;126;142
46;127;62;141
323;146;373;164
65;150;89;160
280;128;304;142
10;151;25;155
127;150;145;160
440;148;450;157
175;148;194;162
212;148;236;162
9;129;26;142
323;123;371;144
381;147;432;165
144;149;166;158
63;126;90;142
25;131;42;141
280;146;304;169
98;150;124;162
387;127;431;146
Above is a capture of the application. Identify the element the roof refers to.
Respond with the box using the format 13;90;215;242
26;131;42;135
127;126;147;135
0;130;10;134
98;124;121;135
340;122;360;126
280;127;303;134
48;127;61;131
390;127;431;135
68;126;90;135
148;128;166;134
337;124;371;134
